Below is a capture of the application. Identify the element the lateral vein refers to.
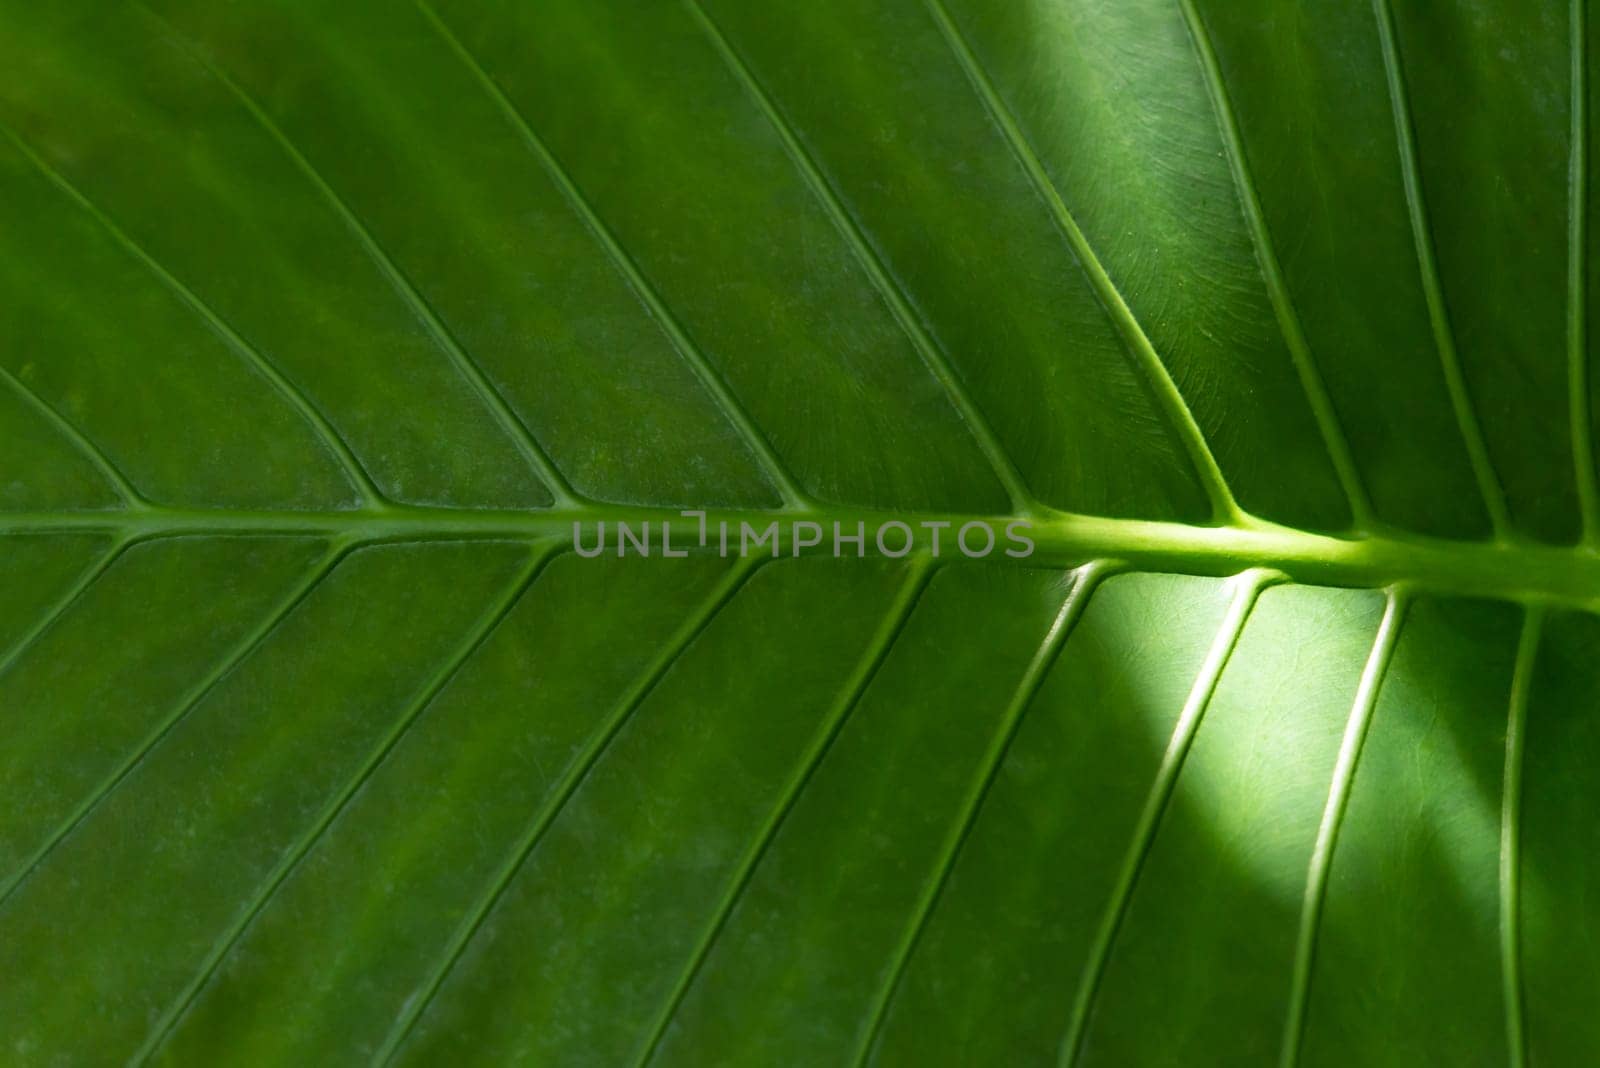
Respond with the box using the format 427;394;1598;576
415;0;810;511
1570;0;1597;543
0;538;346;910
140;5;576;508
685;0;1038;516
922;0;1240;526
0;363;146;509
1500;606;1542;1068
0;117;385;509
1057;567;1274;1066
1371;0;1511;539
131;540;563;1065
858;560;1113;1067
371;553;766;1065
1177;0;1372;532
1278;589;1407;1068
634;553;938;1067
0;536;131;683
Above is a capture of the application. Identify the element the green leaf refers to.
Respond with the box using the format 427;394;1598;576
0;0;1594;1064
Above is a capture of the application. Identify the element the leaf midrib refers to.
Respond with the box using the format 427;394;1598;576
6;502;1600;608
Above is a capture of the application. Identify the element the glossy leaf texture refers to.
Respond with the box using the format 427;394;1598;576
1;1;1598;1065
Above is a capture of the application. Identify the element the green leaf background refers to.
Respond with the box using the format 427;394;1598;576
1;0;1595;1064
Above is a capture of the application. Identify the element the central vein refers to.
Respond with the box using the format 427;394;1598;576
3;504;1597;608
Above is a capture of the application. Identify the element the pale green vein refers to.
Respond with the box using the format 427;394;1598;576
1370;0;1510;540
635;553;938;1067
1057;567;1275;1066
0;536;129;683
0;363;145;509
372;552;766;1065
1501;606;1542;1068
133;539;562;1065
141;7;577;509
415;0;810;512
1279;590;1407;1068
859;560;1113;1068
0;118;384;510
685;0;1037;517
1571;0;1597;544
8;504;1600;607
923;0;1239;527
1177;0;1373;533
0;537;345;911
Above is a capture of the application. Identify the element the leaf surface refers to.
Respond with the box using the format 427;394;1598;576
0;1;1595;1064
